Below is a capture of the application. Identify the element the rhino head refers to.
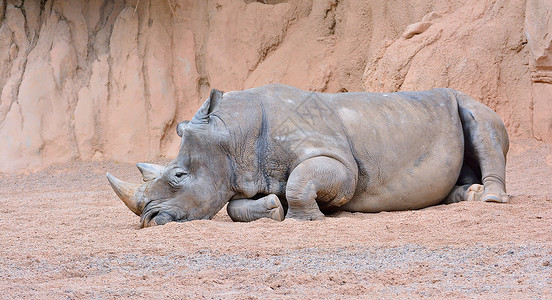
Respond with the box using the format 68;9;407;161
107;89;233;228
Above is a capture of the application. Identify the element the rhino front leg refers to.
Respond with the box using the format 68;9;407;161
226;194;285;222
285;156;357;221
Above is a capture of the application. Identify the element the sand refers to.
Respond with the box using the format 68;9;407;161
1;138;551;299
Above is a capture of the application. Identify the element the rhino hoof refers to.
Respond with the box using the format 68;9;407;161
285;210;325;221
266;194;285;222
467;184;509;203
467;184;484;201
482;193;510;203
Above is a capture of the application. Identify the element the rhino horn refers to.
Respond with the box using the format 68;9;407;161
136;163;164;181
106;173;141;216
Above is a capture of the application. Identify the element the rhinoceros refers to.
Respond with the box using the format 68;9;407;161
107;84;509;228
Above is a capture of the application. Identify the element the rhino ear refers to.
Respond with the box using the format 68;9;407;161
190;89;224;125
176;121;189;137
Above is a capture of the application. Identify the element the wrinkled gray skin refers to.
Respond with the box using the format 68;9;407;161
107;84;509;228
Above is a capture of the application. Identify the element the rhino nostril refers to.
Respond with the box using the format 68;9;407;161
149;211;159;220
140;210;159;228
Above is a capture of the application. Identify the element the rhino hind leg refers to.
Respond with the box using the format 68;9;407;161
226;194;285;222
455;91;509;203
285;156;357;221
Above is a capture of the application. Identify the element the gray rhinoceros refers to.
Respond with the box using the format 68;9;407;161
107;84;509;228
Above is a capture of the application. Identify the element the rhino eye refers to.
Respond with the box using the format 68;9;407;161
168;168;188;186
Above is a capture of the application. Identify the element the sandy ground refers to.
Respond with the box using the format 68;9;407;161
1;138;551;299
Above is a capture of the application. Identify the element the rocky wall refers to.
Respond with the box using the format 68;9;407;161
525;0;552;143
0;0;550;173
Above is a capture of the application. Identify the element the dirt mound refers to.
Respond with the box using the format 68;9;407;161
1;138;551;298
1;0;551;173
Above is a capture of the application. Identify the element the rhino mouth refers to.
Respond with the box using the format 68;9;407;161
140;203;186;228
